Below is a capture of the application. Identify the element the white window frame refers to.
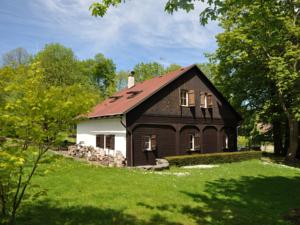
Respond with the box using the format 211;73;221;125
180;90;189;106
144;136;152;151
189;134;195;151
204;94;208;108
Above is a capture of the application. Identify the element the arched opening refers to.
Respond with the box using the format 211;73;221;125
132;124;176;166
203;126;218;153
220;127;236;151
180;126;200;155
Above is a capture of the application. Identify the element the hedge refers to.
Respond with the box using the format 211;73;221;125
165;151;262;166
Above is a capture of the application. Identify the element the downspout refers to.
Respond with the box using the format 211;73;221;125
120;115;133;166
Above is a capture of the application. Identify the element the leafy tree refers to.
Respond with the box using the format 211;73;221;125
195;0;299;160
92;54;117;97
34;43;83;86
133;62;165;82
165;63;182;73
77;54;117;97
197;62;215;81
0;62;98;224
2;48;30;68
116;70;129;90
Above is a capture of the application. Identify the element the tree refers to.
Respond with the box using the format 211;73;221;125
133;62;165;82
194;0;300;160
197;62;215;81
34;43;83;86
165;63;182;73
116;70;129;90
92;54;117;97
90;0;300;160
2;48;30;68
0;62;98;224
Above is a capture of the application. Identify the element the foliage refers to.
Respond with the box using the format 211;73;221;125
2;48;31;68
164;64;182;73
237;136;250;148
93;54;117;97
116;70;129;90
0;61;98;224
201;0;300;159
165;151;262;166
78;54;117;98
197;62;215;81
34;43;84;86
14;156;300;225
133;62;165;82
114;63;182;90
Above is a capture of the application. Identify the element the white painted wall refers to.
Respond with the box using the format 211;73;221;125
76;117;127;157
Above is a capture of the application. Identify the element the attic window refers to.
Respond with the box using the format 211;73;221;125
180;89;195;107
200;92;213;108
180;90;188;106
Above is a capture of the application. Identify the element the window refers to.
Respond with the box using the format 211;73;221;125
144;136;151;151
96;134;104;148
180;89;188;106
181;89;195;107
143;135;157;151
105;135;115;150
189;134;195;151
200;92;213;108
96;134;115;150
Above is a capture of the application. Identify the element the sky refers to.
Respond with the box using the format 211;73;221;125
0;0;221;71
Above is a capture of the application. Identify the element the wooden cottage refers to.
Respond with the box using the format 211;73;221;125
76;64;242;166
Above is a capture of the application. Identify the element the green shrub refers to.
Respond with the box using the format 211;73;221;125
165;151;262;166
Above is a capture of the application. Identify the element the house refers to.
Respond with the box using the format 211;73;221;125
76;64;242;166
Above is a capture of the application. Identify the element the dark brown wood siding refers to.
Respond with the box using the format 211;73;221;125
203;126;218;153
126;67;241;166
132;125;176;166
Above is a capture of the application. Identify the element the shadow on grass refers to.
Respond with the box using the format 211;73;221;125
139;176;300;225
262;153;300;169
17;202;183;225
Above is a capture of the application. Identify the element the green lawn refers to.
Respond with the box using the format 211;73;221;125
18;154;300;225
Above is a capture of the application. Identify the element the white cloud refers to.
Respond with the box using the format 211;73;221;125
29;0;221;68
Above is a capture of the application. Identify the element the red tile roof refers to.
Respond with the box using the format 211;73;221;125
87;64;195;118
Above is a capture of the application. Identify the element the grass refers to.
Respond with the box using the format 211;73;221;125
17;154;300;225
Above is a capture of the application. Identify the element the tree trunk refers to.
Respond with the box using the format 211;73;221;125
286;116;299;161
273;120;283;155
283;120;289;156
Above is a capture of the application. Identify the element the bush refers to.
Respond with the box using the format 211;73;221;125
165;151;262;166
